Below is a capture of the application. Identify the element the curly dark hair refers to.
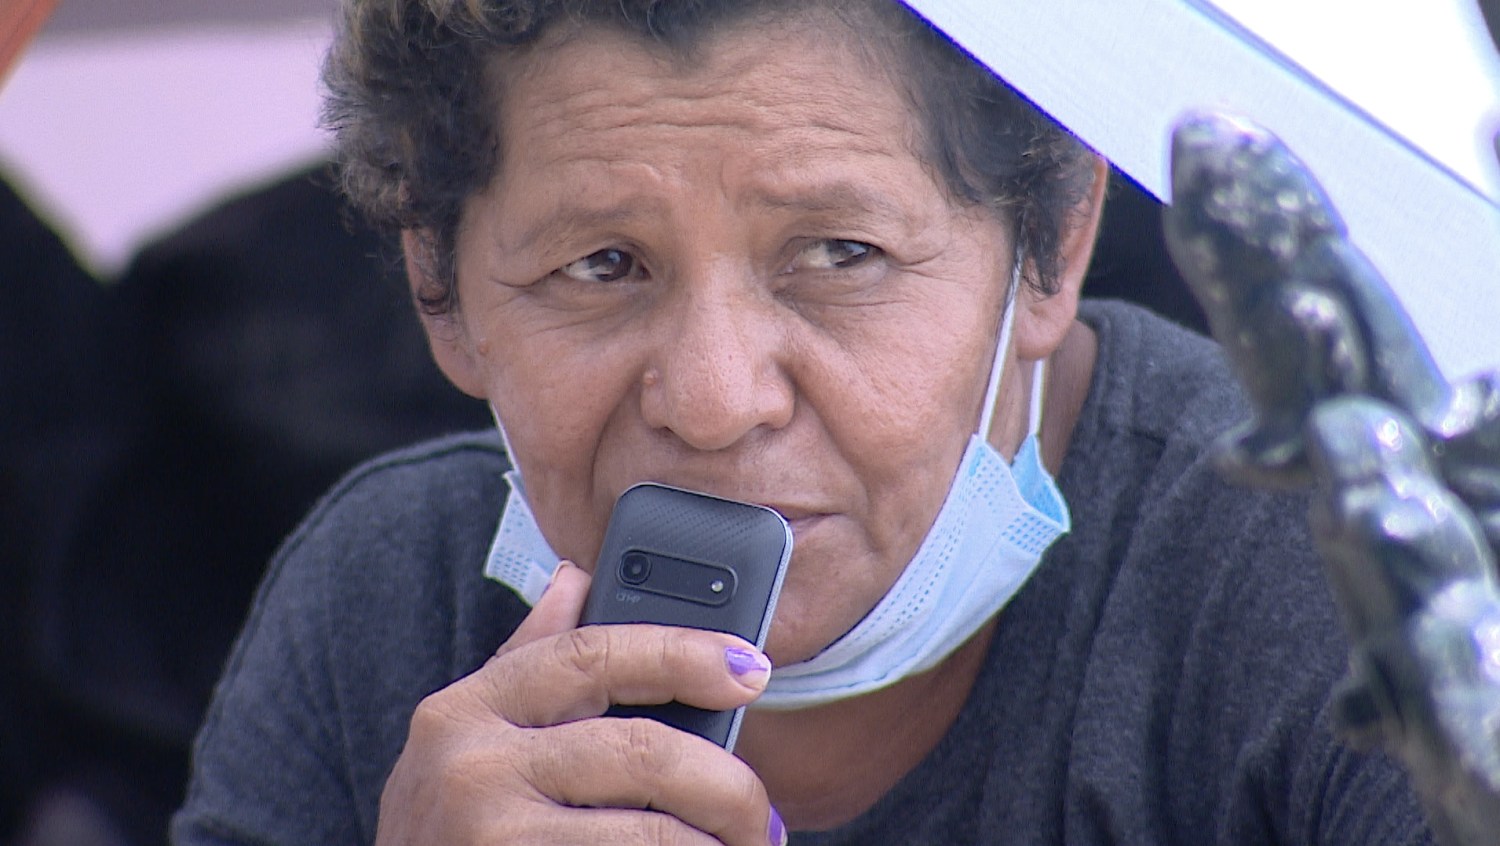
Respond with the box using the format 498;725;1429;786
322;0;1097;316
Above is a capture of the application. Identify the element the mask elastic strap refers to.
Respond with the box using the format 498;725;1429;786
1026;357;1049;458
1029;357;1048;436
977;250;1024;442
489;401;522;466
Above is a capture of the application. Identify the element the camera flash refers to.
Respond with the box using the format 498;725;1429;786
709;579;726;594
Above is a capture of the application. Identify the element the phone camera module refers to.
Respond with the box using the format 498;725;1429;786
620;551;652;585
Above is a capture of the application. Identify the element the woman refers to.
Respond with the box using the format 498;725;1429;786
174;1;1433;843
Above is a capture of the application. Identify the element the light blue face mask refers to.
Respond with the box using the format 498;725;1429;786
482;260;1071;710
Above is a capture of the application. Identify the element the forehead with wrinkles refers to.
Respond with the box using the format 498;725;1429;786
471;20;943;258
483;14;924;187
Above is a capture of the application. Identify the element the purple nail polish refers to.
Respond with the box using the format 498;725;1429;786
725;646;771;677
768;805;787;846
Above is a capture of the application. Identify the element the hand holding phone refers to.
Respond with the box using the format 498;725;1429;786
376;560;784;845
580;482;793;750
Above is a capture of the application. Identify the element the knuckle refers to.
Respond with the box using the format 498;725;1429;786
656;628;689;673
616;718;681;783
406;689;462;741
641;812;677;845
400;689;529;778
640;810;703;846
621;718;663;776
726;766;765;817
556;625;611;678
429;665;524;730
472;658;527;721
522;727;584;800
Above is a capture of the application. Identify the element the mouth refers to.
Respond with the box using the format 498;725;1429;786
761;505;831;535
612;478;833;534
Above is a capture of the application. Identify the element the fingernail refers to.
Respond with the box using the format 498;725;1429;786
541;560;572;598
768;805;787;846
725;646;772;679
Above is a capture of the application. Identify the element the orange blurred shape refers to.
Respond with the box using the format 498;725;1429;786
1;0;61;84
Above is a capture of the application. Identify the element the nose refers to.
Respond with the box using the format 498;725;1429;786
639;282;794;452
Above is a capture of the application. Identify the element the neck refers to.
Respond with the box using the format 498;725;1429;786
735;620;996;830
988;319;1097;469
1039;321;1096;473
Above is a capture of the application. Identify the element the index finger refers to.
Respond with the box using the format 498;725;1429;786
494;560;591;659
474;622;771;728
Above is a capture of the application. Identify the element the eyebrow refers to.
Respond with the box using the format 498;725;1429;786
509;201;661;257
743;181;911;224
506;179;915;256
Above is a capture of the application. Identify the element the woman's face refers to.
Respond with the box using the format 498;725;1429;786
435;19;1029;665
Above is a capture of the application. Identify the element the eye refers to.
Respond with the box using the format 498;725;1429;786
790;239;881;271
557;248;640;283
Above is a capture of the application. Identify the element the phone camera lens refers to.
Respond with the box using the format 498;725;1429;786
620;552;651;585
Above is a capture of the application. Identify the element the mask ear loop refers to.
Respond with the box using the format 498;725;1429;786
489;401;523;467
977;248;1025;442
1028;355;1048;446
1015;246;1049;449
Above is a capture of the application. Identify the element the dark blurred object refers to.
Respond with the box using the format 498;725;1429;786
1163;111;1455;490
1483;0;1500;163
1164;109;1500;846
15;164;489;846
1481;0;1500;55
1083;167;1208;336
0;172;127;844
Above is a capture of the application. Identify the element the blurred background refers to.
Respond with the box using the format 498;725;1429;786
1;3;494;844
1;0;337;276
20;0;1483;844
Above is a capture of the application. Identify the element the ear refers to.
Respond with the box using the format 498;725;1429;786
1015;156;1110;361
401;229;489;399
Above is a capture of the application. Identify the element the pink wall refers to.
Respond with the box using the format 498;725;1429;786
0;2;337;274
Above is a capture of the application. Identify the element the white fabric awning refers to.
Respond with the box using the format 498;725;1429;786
904;0;1500;382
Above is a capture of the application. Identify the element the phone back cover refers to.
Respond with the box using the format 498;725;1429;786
581;484;791;748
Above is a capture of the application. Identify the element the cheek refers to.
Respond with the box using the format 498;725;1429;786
822;300;994;472
809;291;997;551
841;391;971;565
482;320;647;564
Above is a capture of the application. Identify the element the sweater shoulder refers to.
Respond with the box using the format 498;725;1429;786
291;429;509;543
1077;299;1246;452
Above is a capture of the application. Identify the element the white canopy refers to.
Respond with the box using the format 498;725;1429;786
904;0;1500;382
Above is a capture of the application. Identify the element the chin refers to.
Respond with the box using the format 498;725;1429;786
763;585;859;667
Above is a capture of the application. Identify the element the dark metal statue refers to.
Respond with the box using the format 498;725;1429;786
1162;110;1500;846
1305;397;1500;846
1162;113;1457;489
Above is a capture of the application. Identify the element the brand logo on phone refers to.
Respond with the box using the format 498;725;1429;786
615;591;643;603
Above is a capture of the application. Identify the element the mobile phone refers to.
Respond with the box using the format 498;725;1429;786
580;482;793;751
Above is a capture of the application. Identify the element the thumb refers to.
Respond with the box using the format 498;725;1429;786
494;560;591;658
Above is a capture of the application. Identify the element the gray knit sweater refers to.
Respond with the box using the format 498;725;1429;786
173;301;1433;844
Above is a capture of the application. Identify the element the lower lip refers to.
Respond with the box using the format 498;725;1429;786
786;514;829;537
